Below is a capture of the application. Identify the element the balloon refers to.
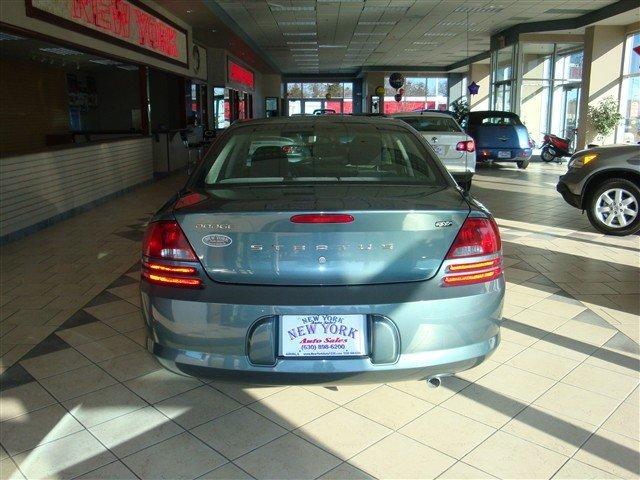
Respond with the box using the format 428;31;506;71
389;72;404;90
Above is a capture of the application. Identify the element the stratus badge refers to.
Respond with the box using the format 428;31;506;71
202;234;232;247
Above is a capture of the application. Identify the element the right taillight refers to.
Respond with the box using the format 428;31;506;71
456;140;475;153
141;221;203;288
442;217;503;287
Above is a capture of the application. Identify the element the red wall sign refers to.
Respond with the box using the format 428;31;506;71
26;0;188;67
228;60;255;90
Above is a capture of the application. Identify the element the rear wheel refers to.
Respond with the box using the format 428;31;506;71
540;147;555;162
586;178;640;236
516;160;529;169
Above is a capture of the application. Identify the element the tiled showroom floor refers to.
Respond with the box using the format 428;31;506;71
1;162;639;480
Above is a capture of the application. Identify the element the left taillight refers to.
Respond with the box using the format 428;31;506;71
141;220;203;288
456;140;475;153
442;217;503;287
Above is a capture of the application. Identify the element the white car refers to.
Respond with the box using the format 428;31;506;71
391;111;476;190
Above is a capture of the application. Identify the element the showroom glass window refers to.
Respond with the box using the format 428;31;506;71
617;32;640;143
551;45;583;140
286;82;353;115
491;45;515;111
519;43;553;144
382;76;448;113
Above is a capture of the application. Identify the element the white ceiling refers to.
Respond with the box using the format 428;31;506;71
212;0;620;74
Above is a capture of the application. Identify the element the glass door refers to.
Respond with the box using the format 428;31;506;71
562;84;580;140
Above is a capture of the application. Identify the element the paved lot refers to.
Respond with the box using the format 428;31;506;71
1;162;638;479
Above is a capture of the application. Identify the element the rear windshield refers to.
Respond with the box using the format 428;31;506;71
471;114;522;126
199;122;444;186
397;116;460;133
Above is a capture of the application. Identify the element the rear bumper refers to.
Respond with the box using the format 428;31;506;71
476;148;532;162
151;335;499;384
141;276;504;385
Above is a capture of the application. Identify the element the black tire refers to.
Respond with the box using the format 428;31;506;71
540;147;555;162
586;178;640;236
516;159;529;169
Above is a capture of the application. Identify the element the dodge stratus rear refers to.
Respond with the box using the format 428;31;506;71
140;116;504;384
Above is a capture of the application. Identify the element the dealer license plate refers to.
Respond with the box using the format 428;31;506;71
280;314;367;357
498;150;511;158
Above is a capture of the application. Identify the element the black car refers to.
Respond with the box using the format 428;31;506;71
557;144;640;236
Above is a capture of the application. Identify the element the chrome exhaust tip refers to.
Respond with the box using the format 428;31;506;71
426;376;442;388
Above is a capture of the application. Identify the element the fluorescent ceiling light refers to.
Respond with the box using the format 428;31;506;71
455;5;503;13
40;47;83;56
413;41;439;45
89;58;121;65
362;6;407;12
283;32;316;36
439;21;475;27
424;32;457;37
278;21;316;26
317;0;361;2
290;48;318;51
353;32;388;36
286;41;317;45
269;4;314;11
0;32;24;41
350;39;381;44
116;65;138;70
358;21;396;26
319;44;346;48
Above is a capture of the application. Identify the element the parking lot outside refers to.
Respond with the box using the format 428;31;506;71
1;162;638;480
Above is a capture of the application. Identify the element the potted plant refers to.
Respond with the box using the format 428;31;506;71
450;98;469;125
587;96;622;145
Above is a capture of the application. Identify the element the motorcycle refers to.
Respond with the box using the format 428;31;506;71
540;133;573;163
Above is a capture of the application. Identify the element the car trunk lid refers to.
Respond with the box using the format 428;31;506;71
175;185;470;286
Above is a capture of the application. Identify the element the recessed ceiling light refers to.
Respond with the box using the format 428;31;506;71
278;21;316;26
283;32;317;36
358;21;396;26
186;9;193;13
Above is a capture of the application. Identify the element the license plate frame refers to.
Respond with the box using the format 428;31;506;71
279;314;368;358
497;150;511;159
